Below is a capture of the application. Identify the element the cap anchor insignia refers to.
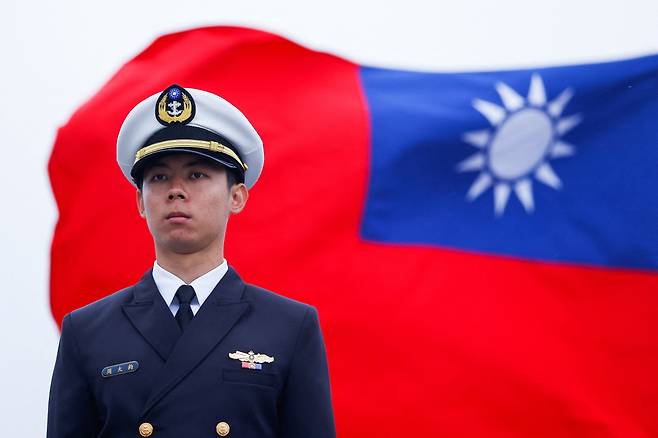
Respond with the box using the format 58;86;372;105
156;84;195;125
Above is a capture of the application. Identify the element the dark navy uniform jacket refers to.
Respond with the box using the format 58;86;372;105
47;267;336;438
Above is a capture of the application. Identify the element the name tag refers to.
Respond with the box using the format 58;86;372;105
101;361;139;378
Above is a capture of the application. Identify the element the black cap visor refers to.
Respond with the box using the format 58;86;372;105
131;125;245;186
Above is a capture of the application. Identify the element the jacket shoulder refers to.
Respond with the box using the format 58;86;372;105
243;283;315;318
67;285;136;327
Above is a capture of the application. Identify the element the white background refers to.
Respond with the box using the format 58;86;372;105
1;0;657;434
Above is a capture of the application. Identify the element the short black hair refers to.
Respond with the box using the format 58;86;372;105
225;169;239;189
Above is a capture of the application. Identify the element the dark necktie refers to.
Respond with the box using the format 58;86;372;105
175;285;196;332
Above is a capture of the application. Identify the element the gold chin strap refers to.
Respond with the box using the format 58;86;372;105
133;139;248;171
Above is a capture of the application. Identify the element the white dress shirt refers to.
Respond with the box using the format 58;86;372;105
152;259;229;316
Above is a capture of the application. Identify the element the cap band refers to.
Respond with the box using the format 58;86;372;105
134;139;248;171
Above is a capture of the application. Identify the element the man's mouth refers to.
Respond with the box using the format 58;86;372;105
166;212;191;222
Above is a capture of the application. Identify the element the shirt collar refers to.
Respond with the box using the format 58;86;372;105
152;259;229;307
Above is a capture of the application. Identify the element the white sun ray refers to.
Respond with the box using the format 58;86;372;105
472;99;506;126
462;129;491;148
556;114;583;135
495;82;525;111
494;183;511;216
514;178;534;213
547;88;574;117
457;153;486;172
466;172;493;200
528;74;547;107
459;73;579;216
535;163;562;189
550;140;575;158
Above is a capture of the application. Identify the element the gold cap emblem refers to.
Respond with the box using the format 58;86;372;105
155;84;195;125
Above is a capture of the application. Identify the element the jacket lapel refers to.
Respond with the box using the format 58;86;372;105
122;269;181;361
141;267;251;417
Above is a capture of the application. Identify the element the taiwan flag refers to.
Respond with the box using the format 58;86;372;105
49;26;658;437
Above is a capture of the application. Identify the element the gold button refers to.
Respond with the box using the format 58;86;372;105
139;422;154;437
216;421;230;436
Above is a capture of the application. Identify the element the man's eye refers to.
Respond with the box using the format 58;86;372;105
190;172;207;180
150;174;167;182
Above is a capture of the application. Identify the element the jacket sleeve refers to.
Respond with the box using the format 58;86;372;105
279;307;336;438
47;313;99;438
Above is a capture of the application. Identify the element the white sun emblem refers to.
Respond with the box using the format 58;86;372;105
457;73;582;216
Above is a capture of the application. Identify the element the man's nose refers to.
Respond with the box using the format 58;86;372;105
167;186;187;201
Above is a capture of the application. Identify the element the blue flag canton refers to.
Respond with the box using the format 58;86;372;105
359;55;658;270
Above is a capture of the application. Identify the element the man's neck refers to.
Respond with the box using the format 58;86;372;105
155;249;224;284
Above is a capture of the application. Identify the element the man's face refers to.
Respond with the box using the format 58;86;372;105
136;153;248;255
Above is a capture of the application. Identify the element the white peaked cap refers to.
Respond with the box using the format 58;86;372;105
117;85;264;189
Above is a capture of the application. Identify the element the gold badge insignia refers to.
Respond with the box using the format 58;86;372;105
155;84;195;125
229;350;274;370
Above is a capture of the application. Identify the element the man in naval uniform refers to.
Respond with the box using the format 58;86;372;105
47;84;336;438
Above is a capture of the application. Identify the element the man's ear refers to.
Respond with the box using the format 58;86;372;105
229;184;249;214
136;189;146;218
